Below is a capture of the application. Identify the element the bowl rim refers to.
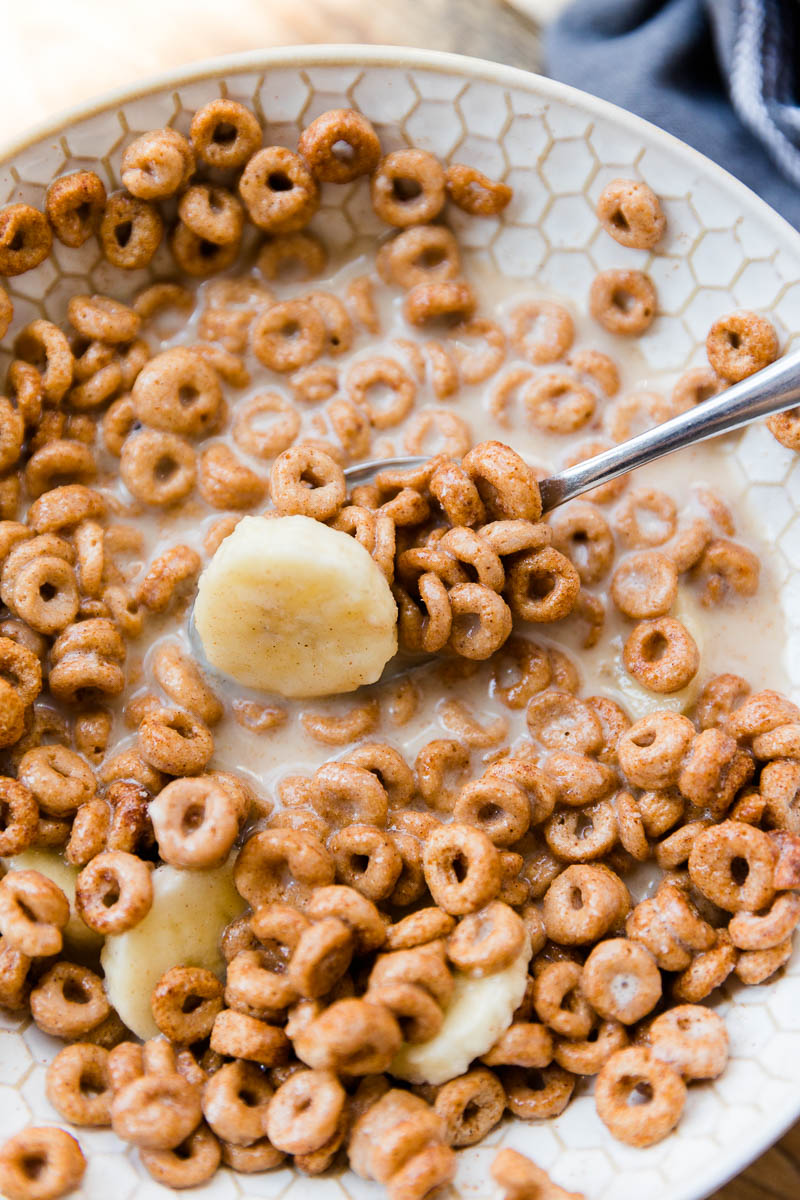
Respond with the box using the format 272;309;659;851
3;41;800;258
2;41;799;1200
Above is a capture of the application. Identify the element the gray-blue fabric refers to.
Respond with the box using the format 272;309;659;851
545;0;800;228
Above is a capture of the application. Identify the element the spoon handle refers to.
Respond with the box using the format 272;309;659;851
538;347;800;512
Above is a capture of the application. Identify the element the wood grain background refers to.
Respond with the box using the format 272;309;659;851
4;1;798;1196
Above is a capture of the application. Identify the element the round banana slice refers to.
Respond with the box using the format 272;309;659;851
390;937;531;1086
101;859;244;1040
193;514;398;698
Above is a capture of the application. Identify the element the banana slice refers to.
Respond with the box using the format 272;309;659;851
101;859;244;1040
5;849;102;954
390;937;530;1086
194;514;398;698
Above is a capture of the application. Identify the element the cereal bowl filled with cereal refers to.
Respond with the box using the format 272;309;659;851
0;44;798;1200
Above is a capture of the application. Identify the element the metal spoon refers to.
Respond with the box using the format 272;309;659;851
345;344;800;512
191;346;800;690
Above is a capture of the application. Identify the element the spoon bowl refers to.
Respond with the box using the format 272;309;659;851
191;347;800;693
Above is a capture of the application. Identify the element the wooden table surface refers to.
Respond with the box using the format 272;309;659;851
5;2;799;1196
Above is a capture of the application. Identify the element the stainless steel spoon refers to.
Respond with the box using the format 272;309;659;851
345;345;800;511
191;346;800;690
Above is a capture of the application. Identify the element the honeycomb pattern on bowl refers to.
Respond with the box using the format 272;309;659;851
1;51;799;1200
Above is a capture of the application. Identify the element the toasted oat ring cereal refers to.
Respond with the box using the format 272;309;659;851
502;1063;576;1120
589;269;657;335
30;961;110;1038
482;1020;553;1070
150;965;224;1043
0;635;42;706
344;743;414;810
432;1068;505;1148
112;1071;202;1151
46;170;106;248
729;893;800;950
385;908;455;953
270;443;345;520
258;231;327;283
0;1127;86;1200
132;347;221;436
121;128;194;199
688;819;776;912
170;221;241;277
404;280;477;327
294;996;402;1074
371;148;446;227
463;440;542;521
0;869;69;957
378;225;461;289
454;777;530;847
251;299;326;372
550;501;614;585
617;487;678;547
100;191;163;269
595;1047;686;1147
510;301;574;365
506;547;580;623
428;460;485;526
209;1008;289;1065
0;778;37;856
553;1019;628;1077
190;98;261;168
582;937;662;1024
367;978;443;1043
267;1067;345;1154
596;178;666;249
543;864;630;945
329;824;401;902
445;163;512;216
202;1060;274;1146
488;759;559;826
140;1125;221;1189
623;617;699;693
46;1043;112;1127
235;829;334;908
120;430;196;506
533;960;593;1040
75;850;153;934
0;203;52;276
199;443;266;510
446;901;526;975
611;550;678;618
314;759;390;825
524;372;596;434
231;391;300;460
526;690;603;754
178;183;244;245
6;360;43;428
298;108;381;183
138;707;214;776
423;822;501;915
545;798;618;860
149;775;238;867
152;642;222;726
67;293;141;344
239;146;319;233
649;1005;729;1080
15;319;74;404
706;309;779;382
447;582;512;659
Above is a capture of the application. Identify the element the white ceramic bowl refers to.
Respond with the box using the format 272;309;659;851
1;45;799;1200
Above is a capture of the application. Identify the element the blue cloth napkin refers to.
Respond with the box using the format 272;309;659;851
545;0;800;228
